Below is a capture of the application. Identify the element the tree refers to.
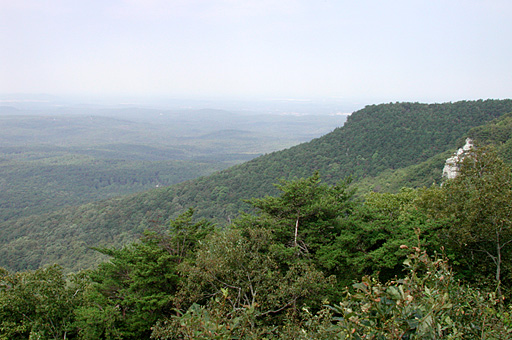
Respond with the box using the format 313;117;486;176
79;209;212;339
157;227;333;339
317;187;444;287
244;172;355;257
323;248;511;339
438;146;512;300
0;265;87;339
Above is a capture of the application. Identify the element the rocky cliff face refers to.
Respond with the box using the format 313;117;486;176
442;138;474;179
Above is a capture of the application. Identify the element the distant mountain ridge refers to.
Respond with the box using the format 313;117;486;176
0;109;345;224
2;99;512;272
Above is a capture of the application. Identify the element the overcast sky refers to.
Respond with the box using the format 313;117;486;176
1;0;511;104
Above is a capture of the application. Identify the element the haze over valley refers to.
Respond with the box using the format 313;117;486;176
0;98;347;222
2;1;512;338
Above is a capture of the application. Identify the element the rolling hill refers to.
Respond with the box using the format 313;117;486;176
0;109;346;222
2;99;512;272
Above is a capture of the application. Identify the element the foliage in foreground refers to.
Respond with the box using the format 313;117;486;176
0;265;88;340
2;145;512;338
326;248;512;339
153;248;512;339
2;248;510;339
4;99;512;274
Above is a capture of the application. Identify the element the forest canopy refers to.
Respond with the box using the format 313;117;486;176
2;146;512;338
3;99;512;273
3;100;512;338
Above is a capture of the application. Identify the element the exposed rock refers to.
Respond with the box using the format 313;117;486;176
442;138;474;179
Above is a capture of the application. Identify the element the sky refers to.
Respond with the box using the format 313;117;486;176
1;0;511;105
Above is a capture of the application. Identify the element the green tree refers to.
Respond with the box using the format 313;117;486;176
244;172;355;258
318;188;443;287
158;227;333;339
323;248;512;339
439;146;512;300
0;265;87;339
79;209;212;339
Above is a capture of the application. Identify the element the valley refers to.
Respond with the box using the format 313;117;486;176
1;99;511;272
2;99;512;338
0;106;346;222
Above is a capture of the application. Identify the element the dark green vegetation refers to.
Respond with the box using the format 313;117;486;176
4;99;512;338
0;154;226;222
0;109;345;222
2;145;512;338
2;99;512;272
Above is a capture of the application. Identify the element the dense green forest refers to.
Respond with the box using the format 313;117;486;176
1;144;512;338
1;99;512;272
0;109;345;221
2;99;512;338
0;155;226;222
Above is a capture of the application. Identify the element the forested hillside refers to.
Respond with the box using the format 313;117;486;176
2;144;512;339
0;156;226;222
2;99;512;273
0;110;345;221
355;110;512;193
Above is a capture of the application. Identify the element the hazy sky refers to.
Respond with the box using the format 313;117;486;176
1;0;511;103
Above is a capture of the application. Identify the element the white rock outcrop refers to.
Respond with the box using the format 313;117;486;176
442;138;474;179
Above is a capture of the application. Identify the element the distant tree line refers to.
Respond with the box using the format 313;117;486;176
3;99;512;274
2;146;512;338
